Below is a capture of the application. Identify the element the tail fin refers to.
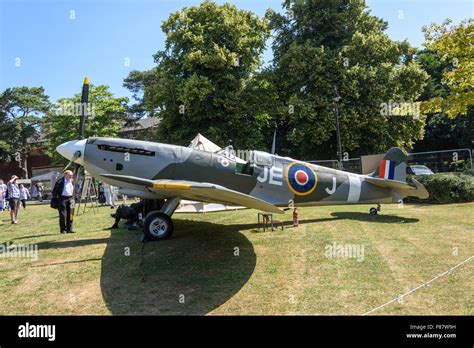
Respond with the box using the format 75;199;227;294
367;147;429;199
372;147;407;182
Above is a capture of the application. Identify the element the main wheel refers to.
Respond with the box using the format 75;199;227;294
143;211;174;241
369;207;378;215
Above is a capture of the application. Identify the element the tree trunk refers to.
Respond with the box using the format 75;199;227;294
21;153;28;179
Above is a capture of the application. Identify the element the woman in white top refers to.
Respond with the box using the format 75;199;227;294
19;184;31;210
0;179;7;211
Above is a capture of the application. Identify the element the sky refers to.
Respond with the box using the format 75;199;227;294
1;0;473;104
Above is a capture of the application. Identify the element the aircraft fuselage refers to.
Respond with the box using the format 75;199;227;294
70;137;398;207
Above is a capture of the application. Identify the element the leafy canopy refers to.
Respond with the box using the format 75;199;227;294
421;19;473;118
413;49;473;151
265;0;428;159
0;87;51;173
124;1;271;149
43;85;128;163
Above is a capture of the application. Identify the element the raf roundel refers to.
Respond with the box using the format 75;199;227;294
285;162;318;196
220;158;230;167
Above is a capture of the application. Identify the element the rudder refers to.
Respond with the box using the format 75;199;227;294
372;148;407;182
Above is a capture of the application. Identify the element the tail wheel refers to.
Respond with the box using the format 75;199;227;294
143;211;174;241
369;207;378;215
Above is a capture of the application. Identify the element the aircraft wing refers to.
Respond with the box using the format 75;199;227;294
365;176;429;199
365;177;416;190
100;174;284;214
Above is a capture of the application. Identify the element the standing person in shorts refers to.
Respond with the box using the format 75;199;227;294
7;175;21;224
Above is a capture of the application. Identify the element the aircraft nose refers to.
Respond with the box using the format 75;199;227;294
56;139;86;165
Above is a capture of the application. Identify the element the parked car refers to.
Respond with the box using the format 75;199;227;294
407;165;434;176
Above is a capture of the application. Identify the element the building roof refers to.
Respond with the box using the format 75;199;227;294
26;132;47;144
119;117;161;133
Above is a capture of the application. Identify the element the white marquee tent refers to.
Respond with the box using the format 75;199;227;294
30;171;61;185
188;133;222;153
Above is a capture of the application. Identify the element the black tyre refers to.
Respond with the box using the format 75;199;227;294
143;211;174;241
369;207;378;215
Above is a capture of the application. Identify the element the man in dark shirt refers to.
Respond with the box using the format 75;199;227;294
52;170;75;234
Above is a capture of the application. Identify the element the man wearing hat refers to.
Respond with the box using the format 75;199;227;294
7;175;21;224
52;170;75;234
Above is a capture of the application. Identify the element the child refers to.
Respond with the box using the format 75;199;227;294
19;184;31;210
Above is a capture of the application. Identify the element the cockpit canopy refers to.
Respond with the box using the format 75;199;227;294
233;150;277;176
251;150;273;167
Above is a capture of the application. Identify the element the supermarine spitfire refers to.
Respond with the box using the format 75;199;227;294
56;137;429;241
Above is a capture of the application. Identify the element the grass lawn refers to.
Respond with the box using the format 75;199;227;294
0;202;472;315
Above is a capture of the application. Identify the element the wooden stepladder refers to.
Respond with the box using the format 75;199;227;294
75;175;99;216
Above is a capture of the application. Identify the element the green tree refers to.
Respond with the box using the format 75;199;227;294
413;49;473;151
266;0;428;160
44;85;128;163
124;1;271;149
123;68;161;119
0;109;13;159
0;87;51;178
421;19;473;118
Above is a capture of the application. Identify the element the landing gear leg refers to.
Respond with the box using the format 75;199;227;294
143;197;181;241
369;204;381;215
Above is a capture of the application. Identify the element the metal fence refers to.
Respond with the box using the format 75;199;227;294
309;148;473;174
308;158;363;173
307;159;340;170
407;148;472;173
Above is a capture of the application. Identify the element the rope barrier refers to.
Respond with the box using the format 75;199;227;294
362;255;473;315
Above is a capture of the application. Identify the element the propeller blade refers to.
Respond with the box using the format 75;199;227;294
63;150;82;171
81;76;89;103
78;76;89;140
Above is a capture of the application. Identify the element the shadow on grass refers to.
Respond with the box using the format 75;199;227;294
34;238;110;250
243;211;419;232
100;218;256;315
11;233;59;241
329;211;419;223
31;257;103;267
